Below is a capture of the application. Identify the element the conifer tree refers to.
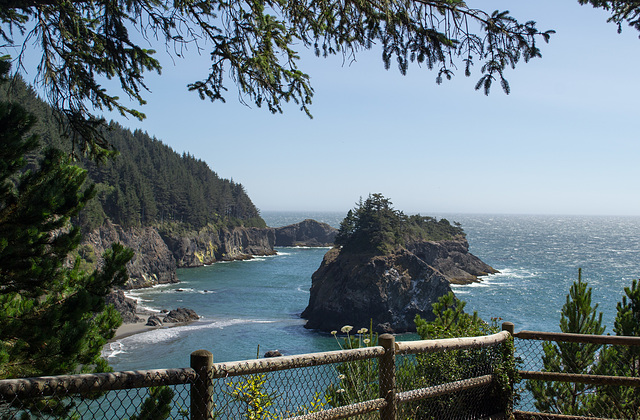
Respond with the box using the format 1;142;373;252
0;57;133;379
588;279;640;418
527;268;606;415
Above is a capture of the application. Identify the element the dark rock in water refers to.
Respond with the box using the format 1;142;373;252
264;350;283;358
407;239;498;284
163;307;200;323
301;248;452;333
146;315;163;326
274;219;338;247
105;290;141;323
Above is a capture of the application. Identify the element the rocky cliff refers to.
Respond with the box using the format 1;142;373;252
301;237;498;333
81;222;276;289
160;226;277;268
301;247;453;333
83;220;178;289
274;219;337;247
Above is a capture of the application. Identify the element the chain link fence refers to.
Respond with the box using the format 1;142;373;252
513;329;640;419
0;330;512;419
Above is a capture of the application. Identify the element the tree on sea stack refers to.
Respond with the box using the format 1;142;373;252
0;57;133;380
1;0;555;156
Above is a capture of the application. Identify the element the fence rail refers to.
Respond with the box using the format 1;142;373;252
0;330;512;419
512;324;640;419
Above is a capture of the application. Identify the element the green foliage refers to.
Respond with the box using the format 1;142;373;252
326;324;379;408
0;58;133;381
335;194;464;255
1;0;552;154
527;268;606;415
587;279;640;418
0;78;265;231
578;1;640;35
405;292;517;419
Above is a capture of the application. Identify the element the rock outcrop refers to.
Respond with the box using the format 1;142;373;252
83;220;178;289
407;238;498;284
302;248;452;333
105;290;141;323
302;237;498;334
81;222;278;289
274;219;338;247
163;307;200;323
161;226;276;268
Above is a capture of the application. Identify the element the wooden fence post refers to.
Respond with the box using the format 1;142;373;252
502;322;514;335
379;333;396;420
191;349;213;420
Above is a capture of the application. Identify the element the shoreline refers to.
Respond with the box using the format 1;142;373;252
112;307;196;341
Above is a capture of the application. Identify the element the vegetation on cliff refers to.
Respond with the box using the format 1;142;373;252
0;76;265;233
335;193;464;255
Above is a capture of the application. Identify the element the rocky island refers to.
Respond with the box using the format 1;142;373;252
301;194;497;333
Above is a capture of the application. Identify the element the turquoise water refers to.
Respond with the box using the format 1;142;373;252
104;212;640;371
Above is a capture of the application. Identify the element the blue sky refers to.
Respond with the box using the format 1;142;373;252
95;2;640;215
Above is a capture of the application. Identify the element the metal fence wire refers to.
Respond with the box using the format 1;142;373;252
0;330;513;420
513;330;640;420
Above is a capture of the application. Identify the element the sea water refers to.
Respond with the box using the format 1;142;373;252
104;212;640;371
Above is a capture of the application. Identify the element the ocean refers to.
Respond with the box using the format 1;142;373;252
104;212;640;371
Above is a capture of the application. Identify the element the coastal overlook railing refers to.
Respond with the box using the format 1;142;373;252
508;323;640;420
0;330;512;419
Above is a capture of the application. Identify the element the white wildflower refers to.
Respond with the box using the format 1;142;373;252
341;325;353;334
339;374;346;380
363;338;370;344
331;330;337;335
357;328;368;334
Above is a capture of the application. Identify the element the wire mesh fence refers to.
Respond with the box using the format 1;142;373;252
0;331;513;419
513;330;640;419
0;369;195;419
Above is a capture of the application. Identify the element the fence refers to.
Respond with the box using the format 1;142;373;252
509;322;640;420
0;330;512;419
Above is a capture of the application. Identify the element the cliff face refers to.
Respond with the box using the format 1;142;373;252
161;226;277;268
301;248;452;333
82;222;276;288
83;220;178;289
274;219;337;247
302;237;498;333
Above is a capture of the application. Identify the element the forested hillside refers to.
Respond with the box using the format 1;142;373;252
1;77;265;232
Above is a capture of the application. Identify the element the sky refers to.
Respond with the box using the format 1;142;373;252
19;1;640;216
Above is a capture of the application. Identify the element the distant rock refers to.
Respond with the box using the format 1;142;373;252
105;290;141;323
264;350;283;358
302;247;452;333
163;307;200;323
274;219;338;247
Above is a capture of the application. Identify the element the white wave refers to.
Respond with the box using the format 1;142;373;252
102;341;126;360
112;319;277;348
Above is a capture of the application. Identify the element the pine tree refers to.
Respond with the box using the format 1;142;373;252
589;279;640;418
0;57;134;380
527;268;605;415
